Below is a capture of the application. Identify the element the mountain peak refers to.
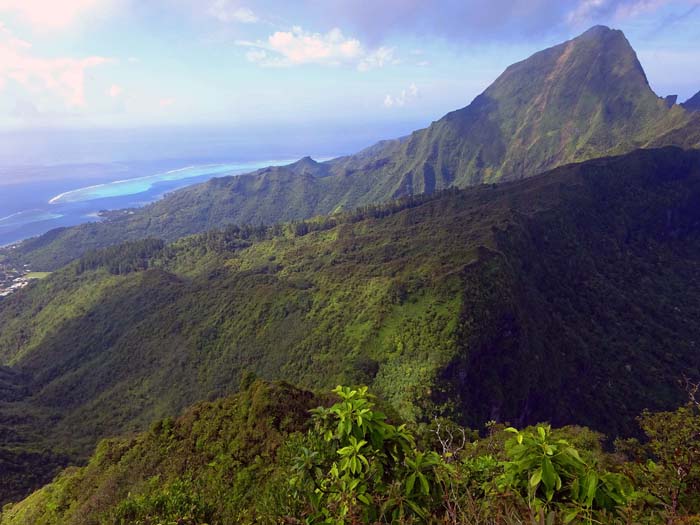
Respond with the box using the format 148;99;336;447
283;156;316;169
579;24;614;37
487;24;646;97
574;25;633;51
402;24;677;184
683;91;700;111
287;156;329;177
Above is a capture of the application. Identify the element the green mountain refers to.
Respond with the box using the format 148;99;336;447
2;147;699;503
6;26;699;271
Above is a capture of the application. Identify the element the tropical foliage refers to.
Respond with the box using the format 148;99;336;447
2;382;699;524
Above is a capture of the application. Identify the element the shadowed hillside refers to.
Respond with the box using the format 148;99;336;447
683;90;700;111
1;147;699;502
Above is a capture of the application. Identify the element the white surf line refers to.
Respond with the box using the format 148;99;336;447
47;165;231;204
0;210;28;222
46;161;286;205
0;209;56;223
49;182;112;204
47;157;327;205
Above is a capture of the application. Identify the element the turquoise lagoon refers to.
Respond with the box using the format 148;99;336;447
0;159;294;246
48;161;288;204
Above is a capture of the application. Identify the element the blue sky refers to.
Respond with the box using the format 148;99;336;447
0;0;698;131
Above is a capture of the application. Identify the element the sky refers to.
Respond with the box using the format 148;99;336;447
0;0;698;133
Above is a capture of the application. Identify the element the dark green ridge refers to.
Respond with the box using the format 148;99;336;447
1;147;699;502
0;381;321;523
1;381;699;524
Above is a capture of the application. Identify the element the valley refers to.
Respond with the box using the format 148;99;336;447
0;21;699;525
1;146;699;509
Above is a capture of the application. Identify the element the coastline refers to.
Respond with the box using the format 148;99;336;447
47;160;295;205
0;157;304;247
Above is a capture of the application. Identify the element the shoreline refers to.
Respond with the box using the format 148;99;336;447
0;157;305;248
47;159;295;205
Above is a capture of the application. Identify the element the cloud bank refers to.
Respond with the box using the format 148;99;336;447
0;23;110;109
0;0;113;30
238;26;397;70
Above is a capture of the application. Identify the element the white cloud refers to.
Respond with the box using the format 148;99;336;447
567;0;607;25
613;0;675;19
384;83;419;108
107;84;123;97
0;0;112;30
358;46;398;71
239;26;397;70
159;97;176;107
268;27;360;65
245;49;268;62
208;1;258;23
0;23;110;108
567;0;697;24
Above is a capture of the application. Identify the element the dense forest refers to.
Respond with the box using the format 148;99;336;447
1;147;699;512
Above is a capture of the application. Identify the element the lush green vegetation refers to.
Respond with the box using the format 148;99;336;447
23;273;51;280
2;381;698;524
5;26;700;271
1;147;699;504
1;24;699;520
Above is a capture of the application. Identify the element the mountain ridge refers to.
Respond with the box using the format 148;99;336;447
2;147;699;502
4;25;700;271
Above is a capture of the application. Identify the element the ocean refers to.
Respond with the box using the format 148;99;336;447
0;121;424;246
0;159;296;246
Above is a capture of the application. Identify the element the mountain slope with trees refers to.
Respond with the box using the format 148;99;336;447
5;26;700;271
1;147;699;503
2;380;699;524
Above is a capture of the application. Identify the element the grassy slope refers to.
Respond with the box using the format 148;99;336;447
1;148;700;502
6;27;700;271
